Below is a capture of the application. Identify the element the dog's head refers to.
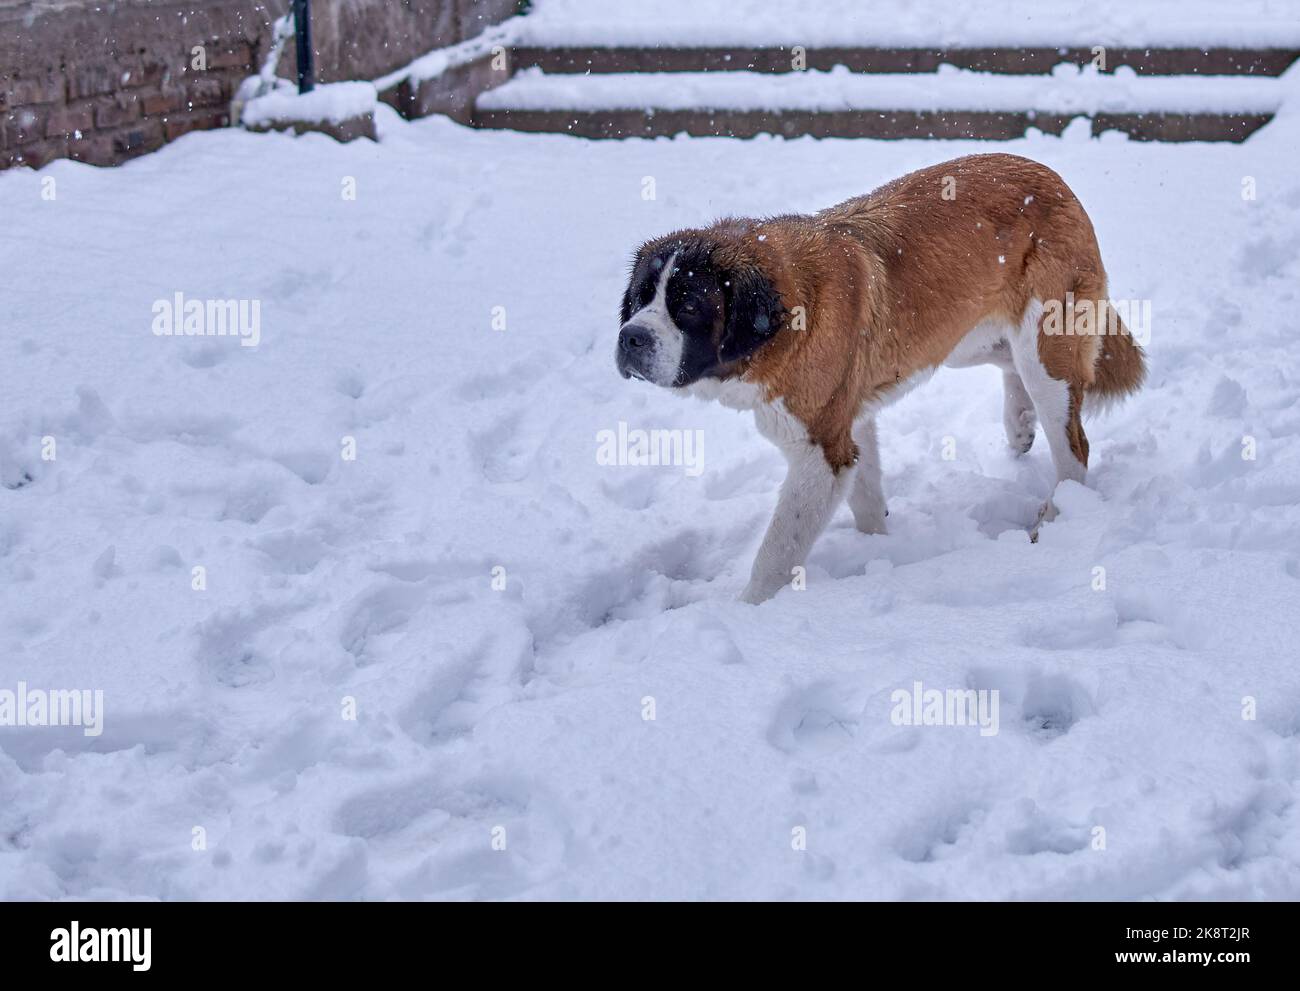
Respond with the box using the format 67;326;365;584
616;230;785;388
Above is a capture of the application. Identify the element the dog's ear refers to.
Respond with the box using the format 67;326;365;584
719;264;785;365
620;246;649;325
619;278;633;326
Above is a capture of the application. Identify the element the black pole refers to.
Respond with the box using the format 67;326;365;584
293;0;314;93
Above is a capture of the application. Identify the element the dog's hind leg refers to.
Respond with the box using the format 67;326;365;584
1002;366;1037;455
1007;298;1093;538
981;338;1037;455
847;415;887;534
944;330;1037;455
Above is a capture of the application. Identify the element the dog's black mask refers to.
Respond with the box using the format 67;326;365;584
617;235;785;387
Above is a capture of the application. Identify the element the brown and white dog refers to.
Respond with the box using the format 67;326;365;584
616;153;1145;604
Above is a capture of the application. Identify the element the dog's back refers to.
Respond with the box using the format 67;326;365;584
821;153;1144;411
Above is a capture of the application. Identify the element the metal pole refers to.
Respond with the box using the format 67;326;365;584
293;0;314;93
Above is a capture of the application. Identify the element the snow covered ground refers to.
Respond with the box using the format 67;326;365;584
3;83;1300;900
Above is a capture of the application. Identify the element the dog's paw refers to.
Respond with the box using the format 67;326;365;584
852;508;888;536
1028;498;1058;543
848;489;888;535
738;580;782;605
1005;407;1037;455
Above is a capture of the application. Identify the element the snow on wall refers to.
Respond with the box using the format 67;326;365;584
240;81;379;126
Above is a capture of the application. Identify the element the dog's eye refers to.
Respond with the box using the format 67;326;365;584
679;302;699;315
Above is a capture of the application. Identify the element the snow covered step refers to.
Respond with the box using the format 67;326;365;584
511;47;1300;77
482;65;1284;114
513;0;1300;52
236;81;378;144
474;65;1286;141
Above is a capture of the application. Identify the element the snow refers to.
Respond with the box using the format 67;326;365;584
3;88;1300;900
518;0;1300;47
239;81;378;127
373;21;517;91
480;63;1286;114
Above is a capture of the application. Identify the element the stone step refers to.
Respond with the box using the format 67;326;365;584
472;64;1285;142
472;107;1272;142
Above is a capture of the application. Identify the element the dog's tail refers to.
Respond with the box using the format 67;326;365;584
1086;303;1146;416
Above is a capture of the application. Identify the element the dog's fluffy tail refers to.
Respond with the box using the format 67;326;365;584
1086;304;1146;416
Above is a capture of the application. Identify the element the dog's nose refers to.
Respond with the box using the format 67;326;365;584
619;325;652;353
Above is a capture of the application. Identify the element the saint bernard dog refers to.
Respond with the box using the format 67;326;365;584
616;153;1146;604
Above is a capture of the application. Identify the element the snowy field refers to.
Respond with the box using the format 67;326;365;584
3;85;1300;900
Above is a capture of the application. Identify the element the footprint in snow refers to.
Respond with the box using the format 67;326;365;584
966;666;1097;741
767;679;868;756
338;582;428;666
896;803;986;864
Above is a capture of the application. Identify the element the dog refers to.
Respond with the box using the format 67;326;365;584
616;153;1146;604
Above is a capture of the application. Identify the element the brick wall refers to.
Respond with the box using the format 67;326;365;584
0;0;521;170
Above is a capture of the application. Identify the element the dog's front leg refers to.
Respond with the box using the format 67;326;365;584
739;441;851;604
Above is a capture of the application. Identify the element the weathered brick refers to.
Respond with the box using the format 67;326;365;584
142;88;183;116
185;76;226;108
67;131;116;166
112;119;164;158
5;106;50;145
70;63;118;99
119;59;167;90
12;139;67;169
94;91;146;128
95;95;141;129
5;75;64;106
164;108;228;142
45;103;95;138
207;43;254;70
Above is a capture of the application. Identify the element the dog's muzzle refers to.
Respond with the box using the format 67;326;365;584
616;322;655;381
